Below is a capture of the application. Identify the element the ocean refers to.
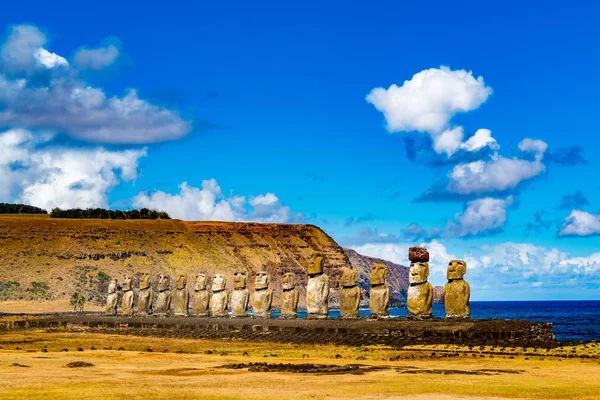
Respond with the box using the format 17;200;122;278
287;300;600;342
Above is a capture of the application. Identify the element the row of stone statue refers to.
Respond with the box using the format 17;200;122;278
105;247;470;319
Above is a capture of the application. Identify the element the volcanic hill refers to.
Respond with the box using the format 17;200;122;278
343;248;409;304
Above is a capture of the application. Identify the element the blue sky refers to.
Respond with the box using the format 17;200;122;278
1;1;599;300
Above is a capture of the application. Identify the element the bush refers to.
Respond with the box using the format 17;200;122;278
97;271;109;281
28;281;49;298
0;281;22;300
69;292;86;312
50;207;170;220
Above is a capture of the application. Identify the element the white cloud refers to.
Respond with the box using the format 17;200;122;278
559;210;600;237
366;66;496;157
0;129;146;210
462;129;498;153
445;196;513;237
432;127;499;157
0;24;191;144
366;66;492;134
518;138;548;160
248;193;291;223
34;48;68;68
133;180;295;223
446;139;547;195
73;43;119;70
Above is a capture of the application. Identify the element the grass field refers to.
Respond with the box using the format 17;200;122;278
1;330;599;399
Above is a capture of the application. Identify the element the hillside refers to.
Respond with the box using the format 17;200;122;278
343;248;409;303
0;215;350;308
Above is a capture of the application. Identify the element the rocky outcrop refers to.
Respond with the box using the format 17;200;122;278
343;248;409;303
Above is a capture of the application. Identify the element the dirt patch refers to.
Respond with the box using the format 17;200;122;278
396;366;523;375
65;361;94;368
219;362;389;375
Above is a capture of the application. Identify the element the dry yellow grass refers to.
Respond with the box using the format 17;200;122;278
1;330;599;399
0;300;104;313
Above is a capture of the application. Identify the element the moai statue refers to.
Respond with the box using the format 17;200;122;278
252;268;273;318
445;260;470;319
173;274;189;316
280;272;299;318
191;273;210;316
370;263;390;318
138;273;153;315
121;275;134;315
105;279;118;316
231;270;250;317
306;252;330;319
155;275;173;316
407;247;433;319
339;268;360;318
210;274;229;317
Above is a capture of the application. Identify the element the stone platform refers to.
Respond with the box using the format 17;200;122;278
1;314;556;348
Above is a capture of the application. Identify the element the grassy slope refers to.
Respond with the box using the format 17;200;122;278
0;215;349;308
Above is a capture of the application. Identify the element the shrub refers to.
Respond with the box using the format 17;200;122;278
28;281;49;298
69;292;86;312
0;281;22;300
97;271;109;281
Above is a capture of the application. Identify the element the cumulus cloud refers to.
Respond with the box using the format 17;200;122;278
133;180;297;223
0;24;191;144
366;66;492;134
73;42;119;70
405;196;513;239
366;66;496;158
445;138;547;195
0;129;146;210
559;210;600;237
248;193;292;223
445;196;513;237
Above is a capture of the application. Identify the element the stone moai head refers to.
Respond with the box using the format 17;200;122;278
447;260;467;280
194;273;207;291
233;271;247;290
340;268;358;287
176;274;187;290
158;275;170;292
255;268;269;290
409;262;429;284
371;263;388;286
122;276;133;291
212;274;226;292
108;279;117;294
139;273;151;290
308;252;325;276
282;272;297;290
